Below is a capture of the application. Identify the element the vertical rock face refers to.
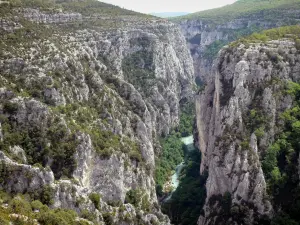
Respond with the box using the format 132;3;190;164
0;2;194;224
196;37;300;224
173;8;300;83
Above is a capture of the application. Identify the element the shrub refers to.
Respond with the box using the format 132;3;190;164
0;218;9;225
10;196;32;215
125;189;141;208
31;200;46;211
295;39;300;50
80;209;97;223
102;212;114;225
254;127;264;138
38;211;68;225
89;193;101;210
40;185;54;206
3;101;18;114
240;140;250;150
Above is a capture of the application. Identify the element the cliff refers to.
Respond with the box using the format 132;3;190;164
196;26;300;224
0;0;194;224
172;0;300;83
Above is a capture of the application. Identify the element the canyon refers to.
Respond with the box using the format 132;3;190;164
1;0;300;225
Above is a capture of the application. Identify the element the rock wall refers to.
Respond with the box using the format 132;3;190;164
0;4;194;224
175;9;300;83
196;37;300;224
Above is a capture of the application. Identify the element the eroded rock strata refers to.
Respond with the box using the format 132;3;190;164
0;1;194;224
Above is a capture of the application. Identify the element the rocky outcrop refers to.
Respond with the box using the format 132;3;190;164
174;9;300;83
0;2;194;224
21;8;83;24
196;37;300;224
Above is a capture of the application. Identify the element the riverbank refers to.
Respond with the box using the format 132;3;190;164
163;135;196;201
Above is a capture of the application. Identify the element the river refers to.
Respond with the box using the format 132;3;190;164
164;135;195;201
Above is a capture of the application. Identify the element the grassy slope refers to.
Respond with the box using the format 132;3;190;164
5;0;149;17
231;25;300;44
171;0;300;23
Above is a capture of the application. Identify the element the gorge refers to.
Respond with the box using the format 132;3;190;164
1;0;300;225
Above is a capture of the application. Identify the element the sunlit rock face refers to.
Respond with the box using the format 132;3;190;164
0;2;194;224
174;9;300;83
196;38;300;224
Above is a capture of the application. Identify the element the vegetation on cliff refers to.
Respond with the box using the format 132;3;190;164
172;0;300;24
261;81;300;225
0;191;93;225
155;102;195;191
232;25;300;45
4;0;148;17
162;149;207;225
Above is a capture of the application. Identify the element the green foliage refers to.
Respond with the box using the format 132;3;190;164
125;189;141;208
155;103;195;191
244;107;269;136
122;50;155;96
176;102;195;137
38;209;78;225
40;185;55;206
254;127;265;139
0;218;9;225
232;25;300;47
3;0;149;19
271;213;299;225
0;108;78;179
0;191;95;225
89;193;101;210
172;0;300;25
0;18;54;56
55;104;142;161
262;81;300;224
125;188;150;212
2;101;19;114
31;200;47;211
295;39;300;50
80;209;97;223
262;143;281;177
240;140;250;150
155;133;184;188
203;40;228;61
6;0;54;8
10;196;32;215
162;150;207;225
58;0;147;17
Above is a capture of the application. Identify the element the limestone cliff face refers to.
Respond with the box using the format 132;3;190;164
174;9;300;83
196;36;300;224
0;2;194;224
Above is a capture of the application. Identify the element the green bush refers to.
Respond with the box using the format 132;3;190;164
0;190;96;225
0;218;9;225
254;127;264;138
3;101;18;114
125;189;140;207
240;140;250;150
31;200;46;211
80;209;97;223
10;196;32;215
38;211;70;225
40;185;54;206
89;193;101;210
295;39;300;50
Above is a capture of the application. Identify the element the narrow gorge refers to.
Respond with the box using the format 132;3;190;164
0;0;195;224
2;0;300;225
